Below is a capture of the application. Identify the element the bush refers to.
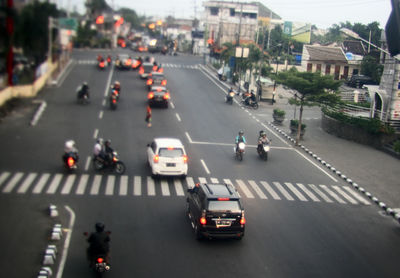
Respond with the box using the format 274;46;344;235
394;140;400;153
273;109;285;117
290;119;306;130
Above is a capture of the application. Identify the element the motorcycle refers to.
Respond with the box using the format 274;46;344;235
235;142;246;161
63;152;78;171
257;141;271;161
98;60;106;70
109;91;118;110
240;92;259;109
93;151;126;174
226;91;235;104
77;90;90;105
83;231;111;276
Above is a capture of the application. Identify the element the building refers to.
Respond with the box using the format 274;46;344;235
202;1;259;46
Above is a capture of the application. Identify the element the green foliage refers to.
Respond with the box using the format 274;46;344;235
322;107;395;135
393;140;400;153
118;8;140;29
74;21;97;47
361;55;383;84
290;119;306;130
273;109;286;117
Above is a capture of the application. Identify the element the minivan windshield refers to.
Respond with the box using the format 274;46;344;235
159;148;183;157
208;200;241;211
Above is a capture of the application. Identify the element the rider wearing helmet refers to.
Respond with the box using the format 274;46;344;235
78;82;90;99
235;130;246;152
104;139;114;164
112;81;121;97
257;130;270;153
87;222;111;264
63;140;79;163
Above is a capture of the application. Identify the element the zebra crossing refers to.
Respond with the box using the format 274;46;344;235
76;60;199;69
0;171;371;206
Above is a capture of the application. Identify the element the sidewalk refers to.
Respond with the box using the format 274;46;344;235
208;65;400;216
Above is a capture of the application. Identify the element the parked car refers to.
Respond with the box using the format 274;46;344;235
147;138;188;178
147;86;170;108
186;183;245;240
347;75;376;88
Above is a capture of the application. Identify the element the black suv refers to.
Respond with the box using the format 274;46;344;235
186;183;245;240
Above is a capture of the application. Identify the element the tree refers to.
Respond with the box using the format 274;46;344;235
361;55;384;84
274;68;342;144
118;8;140;29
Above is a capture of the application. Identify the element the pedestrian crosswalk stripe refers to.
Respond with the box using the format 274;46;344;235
90;175;102;195
236;179;255;198
332;185;357;205
296;183;320;202
18;173;37;194
343;186;371;205
76;174;89;195
260;181;280;200
309;184;332;203
249;180;267;199
75;60;200;69
106;176;115;196
33;173;50;194
120;175;128;196
147;176;155;196
3;172;24;193
47;174;63;194
61;174;76;195
320;184;346;204
285;182;308;201
0;171;373;206
161;180;170;196
133;176;141;196
273;181;294;201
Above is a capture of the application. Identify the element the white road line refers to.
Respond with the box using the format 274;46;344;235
147;176;155;196
296;183;320;202
210;178;219;183
294;149;338;182
17;173;37;194
105;175;115;195
198;177;207;183
32;173;50;194
47;173;63;194
61;174;76;195
175;113;181;122
170;102;175;109
99;110;104;119
186;177;195;189
102;99;106;106
260;181;281;200
119;175;128;196
249;180;268;199
320;185;346;204
104;65;115;97
76;174;89;195
236;179;255;198
85;156;91;171
133;176;141;195
55;205;75;278
2;172;23;193
200;159;211;175
0;172;11;187
308;184;333;203
90;175;102;195
161;180;170;196
174;179;185;196
273;182;294;201
332;185;358;204
342;186;371;205
185;132;193;143
93;129;99;139
284;182;308;201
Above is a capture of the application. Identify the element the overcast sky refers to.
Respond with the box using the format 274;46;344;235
63;0;392;29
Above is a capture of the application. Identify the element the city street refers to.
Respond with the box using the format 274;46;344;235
0;49;399;278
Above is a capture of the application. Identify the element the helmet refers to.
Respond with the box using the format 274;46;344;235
96;138;103;145
105;139;111;146
261;131;267;137
65;140;75;149
95;222;105;232
83;81;88;86
239;130;244;136
259;130;265;136
115;81;120;86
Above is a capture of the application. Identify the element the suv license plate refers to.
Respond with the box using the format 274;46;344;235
216;220;231;228
166;163;176;167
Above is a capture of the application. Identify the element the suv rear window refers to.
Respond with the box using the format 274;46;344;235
144;65;153;72
208;200;241;211
158;148;183;157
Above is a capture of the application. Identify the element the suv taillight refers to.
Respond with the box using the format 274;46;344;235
200;210;206;225
153;155;159;163
240;211;246;225
182;154;188;163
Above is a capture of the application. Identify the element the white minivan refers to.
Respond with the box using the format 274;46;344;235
147;138;188;178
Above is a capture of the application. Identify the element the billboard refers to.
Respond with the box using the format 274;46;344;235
283;21;311;43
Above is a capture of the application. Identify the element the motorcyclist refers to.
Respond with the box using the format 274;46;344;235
107;55;112;63
244;90;256;106
104;140;114;164
77;82;90;99
226;87;235;102
97;54;103;62
87;222;111;265
93;138;105;160
63;140;79;164
111;81;121;96
235;130;246;152
257;130;270;153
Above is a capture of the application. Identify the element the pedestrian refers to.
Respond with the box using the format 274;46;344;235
145;105;152;127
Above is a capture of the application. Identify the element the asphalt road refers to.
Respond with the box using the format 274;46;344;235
0;49;399;278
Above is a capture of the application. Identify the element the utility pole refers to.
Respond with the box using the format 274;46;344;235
6;0;14;86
